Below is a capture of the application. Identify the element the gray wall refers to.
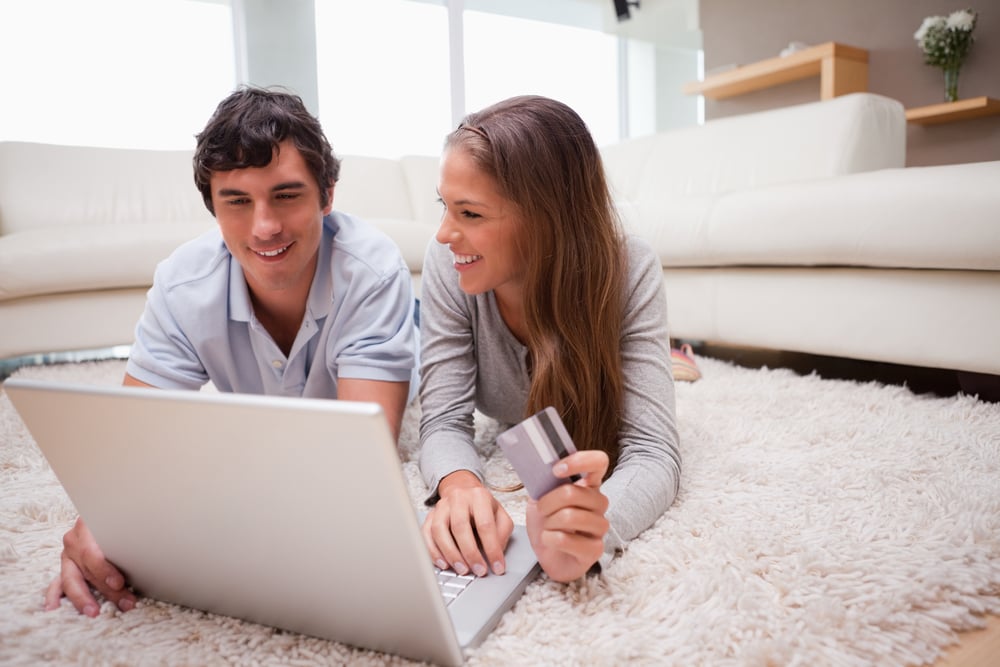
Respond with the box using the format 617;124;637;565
235;0;319;115
699;0;1000;166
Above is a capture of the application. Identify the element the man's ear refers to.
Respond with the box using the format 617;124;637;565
322;184;335;215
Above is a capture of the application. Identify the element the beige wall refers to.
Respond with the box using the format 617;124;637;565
699;0;1000;166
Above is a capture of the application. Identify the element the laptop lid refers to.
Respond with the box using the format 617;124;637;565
5;377;539;666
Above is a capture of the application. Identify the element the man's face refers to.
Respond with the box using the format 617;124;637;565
210;140;333;303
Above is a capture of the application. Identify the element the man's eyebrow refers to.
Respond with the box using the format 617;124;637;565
272;181;307;192
216;182;307;198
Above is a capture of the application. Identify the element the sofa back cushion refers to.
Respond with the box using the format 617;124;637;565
333;154;439;275
0;141;214;235
600;93;906;262
602;92;905;204
333;155;416;221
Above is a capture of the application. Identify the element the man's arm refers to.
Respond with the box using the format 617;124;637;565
337;377;409;443
123;373;156;388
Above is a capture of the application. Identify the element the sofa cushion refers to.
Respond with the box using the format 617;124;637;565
400;155;444;228
334;155;417;221
639;160;1000;271
0;142;211;235
0;223;210;300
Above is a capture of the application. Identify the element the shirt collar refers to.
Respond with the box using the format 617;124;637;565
228;214;338;323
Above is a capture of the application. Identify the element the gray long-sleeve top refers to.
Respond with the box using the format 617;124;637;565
418;236;681;566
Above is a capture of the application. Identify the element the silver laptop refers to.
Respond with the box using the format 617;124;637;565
5;377;540;666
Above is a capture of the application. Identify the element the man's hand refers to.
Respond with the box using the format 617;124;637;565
526;450;610;583
45;518;136;616
421;471;513;577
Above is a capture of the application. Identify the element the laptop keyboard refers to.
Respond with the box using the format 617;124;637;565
434;567;477;606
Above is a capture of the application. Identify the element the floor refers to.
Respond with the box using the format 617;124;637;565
689;342;1000;403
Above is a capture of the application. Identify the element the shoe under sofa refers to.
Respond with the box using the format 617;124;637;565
1;92;997;386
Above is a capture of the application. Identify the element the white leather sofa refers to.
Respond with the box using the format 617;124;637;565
1;93;998;376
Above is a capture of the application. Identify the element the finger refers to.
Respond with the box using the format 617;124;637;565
541;506;610;540
60;553;101;617
540;527;605;565
470;501;513;576
73;544;135;612
43;575;64;611
65;519;136;613
421;510;450;571
447;492;492;576
430;501;472;576
537;484;609;518
552;450;609;487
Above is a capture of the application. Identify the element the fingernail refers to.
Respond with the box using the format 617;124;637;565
553;462;568;476
493;561;505;575
435;559;448;570
472;564;487;577
453;562;468;575
43;600;58;611
105;574;123;590
83;603;99;617
118;598;134;612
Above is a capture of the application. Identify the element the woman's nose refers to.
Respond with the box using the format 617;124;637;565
435;216;459;245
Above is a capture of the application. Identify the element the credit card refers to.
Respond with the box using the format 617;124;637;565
496;406;580;500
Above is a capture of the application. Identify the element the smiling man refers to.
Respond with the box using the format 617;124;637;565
47;87;418;616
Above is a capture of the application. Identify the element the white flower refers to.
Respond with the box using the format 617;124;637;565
914;15;945;43
946;9;976;30
914;8;977;68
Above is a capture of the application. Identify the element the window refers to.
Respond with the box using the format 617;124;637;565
462;11;621;148
315;0;453;159
0;0;235;149
315;1;623;157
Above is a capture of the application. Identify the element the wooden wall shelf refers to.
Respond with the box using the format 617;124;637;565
905;97;1000;125
682;42;869;101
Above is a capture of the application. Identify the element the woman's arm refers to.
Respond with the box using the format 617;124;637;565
418;241;513;577
597;238;682;565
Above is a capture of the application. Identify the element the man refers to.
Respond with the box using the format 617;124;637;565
46;87;417;616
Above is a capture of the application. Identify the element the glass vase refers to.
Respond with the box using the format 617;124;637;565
943;65;960;103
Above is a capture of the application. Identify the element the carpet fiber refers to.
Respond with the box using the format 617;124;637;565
1;357;998;666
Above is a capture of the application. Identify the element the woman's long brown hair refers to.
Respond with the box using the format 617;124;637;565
446;96;626;474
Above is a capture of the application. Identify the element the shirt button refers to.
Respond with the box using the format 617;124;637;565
271;359;284;369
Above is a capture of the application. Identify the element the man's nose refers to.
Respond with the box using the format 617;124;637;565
252;202;281;238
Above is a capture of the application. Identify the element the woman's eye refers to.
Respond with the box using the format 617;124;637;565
461;210;481;219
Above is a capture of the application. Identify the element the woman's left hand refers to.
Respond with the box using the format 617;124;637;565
526;450;610;583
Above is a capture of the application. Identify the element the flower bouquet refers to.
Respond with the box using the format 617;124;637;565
914;8;978;102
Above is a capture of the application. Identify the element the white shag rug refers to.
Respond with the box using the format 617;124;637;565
1;357;998;667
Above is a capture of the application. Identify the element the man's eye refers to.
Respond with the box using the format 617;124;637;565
276;192;300;201
226;198;250;206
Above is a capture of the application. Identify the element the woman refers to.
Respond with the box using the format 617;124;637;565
419;95;680;583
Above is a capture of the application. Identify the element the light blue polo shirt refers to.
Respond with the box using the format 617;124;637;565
126;211;417;398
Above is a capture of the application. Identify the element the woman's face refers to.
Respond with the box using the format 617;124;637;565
435;146;524;300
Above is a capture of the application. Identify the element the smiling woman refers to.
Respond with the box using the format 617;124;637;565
0;0;235;149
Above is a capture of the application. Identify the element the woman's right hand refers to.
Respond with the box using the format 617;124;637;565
421;470;513;577
45;517;136;616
